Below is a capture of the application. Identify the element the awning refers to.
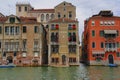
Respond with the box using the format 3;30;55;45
104;30;117;34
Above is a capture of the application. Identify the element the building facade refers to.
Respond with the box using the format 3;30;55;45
48;2;79;67
15;1;80;67
83;10;120;65
0;15;47;66
16;2;55;28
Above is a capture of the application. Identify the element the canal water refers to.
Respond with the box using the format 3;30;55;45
0;63;120;80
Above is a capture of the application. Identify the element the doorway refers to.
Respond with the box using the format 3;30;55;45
62;55;66;65
108;55;114;64
7;56;13;63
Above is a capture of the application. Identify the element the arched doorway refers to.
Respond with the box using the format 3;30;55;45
7;56;13;63
108;55;114;64
62;55;66;65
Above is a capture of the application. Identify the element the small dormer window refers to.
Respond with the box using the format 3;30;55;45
64;3;66;6
19;6;21;12
10;17;15;23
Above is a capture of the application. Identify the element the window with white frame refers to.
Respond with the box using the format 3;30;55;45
22;53;27;57
41;14;44;21
34;52;38;57
16;26;19;35
34;40;39;49
23;39;27;49
91;21;95;26
100;21;103;25
5;26;9;35
46;14;49;21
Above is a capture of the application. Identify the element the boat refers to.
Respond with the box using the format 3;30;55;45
0;63;16;68
108;64;117;67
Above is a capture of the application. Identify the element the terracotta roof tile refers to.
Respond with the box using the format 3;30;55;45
49;18;78;23
20;17;39;24
30;9;54;13
0;17;8;23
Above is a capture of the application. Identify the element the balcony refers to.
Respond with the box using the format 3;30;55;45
4;48;20;52
22;48;27;51
105;48;117;52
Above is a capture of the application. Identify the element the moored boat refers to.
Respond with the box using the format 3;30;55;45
0;64;16;68
108;64;117;67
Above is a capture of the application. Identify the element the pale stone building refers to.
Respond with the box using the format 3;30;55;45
48;2;79;67
0;15;47;66
15;1;80;67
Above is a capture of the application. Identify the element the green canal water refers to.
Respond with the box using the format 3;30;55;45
0;63;120;80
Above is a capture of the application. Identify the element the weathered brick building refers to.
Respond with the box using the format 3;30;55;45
0;15;47;66
83;10;120;65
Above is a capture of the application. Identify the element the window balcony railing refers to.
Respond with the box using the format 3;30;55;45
105;48;117;52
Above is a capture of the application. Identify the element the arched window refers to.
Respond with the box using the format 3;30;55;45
46;14;49;21
51;14;54;20
41;14;44;21
58;12;61;19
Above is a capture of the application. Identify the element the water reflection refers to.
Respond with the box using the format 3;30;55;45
87;66;120;80
0;64;120;80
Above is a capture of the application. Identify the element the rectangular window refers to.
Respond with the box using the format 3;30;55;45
117;52;120;57
34;52;38;57
51;45;59;53
34;40;39;49
10;26;14;35
69;11;72;18
10;17;15;23
69;45;76;53
100;21;103;25
92;42;95;48
25;7;27;11
101;42;104;48
92;30;95;37
100;30;104;37
34;26;38;33
69;58;76;63
16;26;19;35
5;26;9;35
91;21;95;26
19;7;21;12
23;40;27;49
0;26;2;34
51;32;58;42
58;12;61;18
117;42;120;48
23;26;26;33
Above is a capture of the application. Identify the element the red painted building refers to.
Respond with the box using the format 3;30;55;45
83;10;120;65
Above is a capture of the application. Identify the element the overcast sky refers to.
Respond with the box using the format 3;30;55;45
0;0;120;42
